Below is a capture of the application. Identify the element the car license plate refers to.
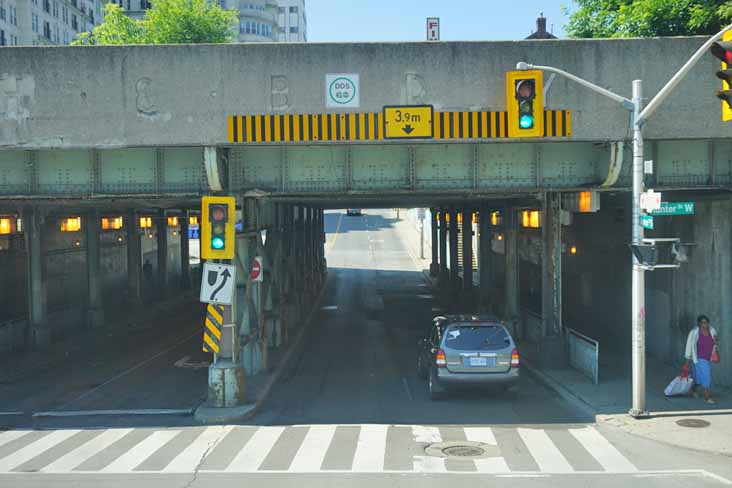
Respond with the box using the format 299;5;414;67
469;357;488;367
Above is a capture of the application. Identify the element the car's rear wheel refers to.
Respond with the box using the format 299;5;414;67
428;369;445;400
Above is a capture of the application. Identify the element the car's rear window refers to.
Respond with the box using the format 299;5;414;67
442;324;509;350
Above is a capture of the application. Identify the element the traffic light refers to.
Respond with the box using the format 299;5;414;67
506;70;544;138
201;196;236;259
710;31;732;122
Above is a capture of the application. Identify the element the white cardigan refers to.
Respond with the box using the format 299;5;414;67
685;326;718;364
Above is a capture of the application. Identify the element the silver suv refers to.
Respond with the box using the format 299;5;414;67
416;315;520;400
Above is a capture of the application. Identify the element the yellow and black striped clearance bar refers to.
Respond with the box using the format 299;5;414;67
227;109;571;144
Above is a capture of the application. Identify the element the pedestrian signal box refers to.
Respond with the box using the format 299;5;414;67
201;196;236;260
506;70;544;138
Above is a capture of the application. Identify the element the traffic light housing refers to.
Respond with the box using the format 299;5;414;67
506;70;544;138
201;196;236;259
710;31;732;122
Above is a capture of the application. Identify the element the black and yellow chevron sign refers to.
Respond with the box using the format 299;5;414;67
227;109;571;144
203;304;223;354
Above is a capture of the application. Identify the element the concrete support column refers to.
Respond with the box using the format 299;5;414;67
430;209;439;276
180;211;191;290
126;211;142;305
156;210;168;298
462;209;473;293
478;206;493;313
86;209;105;328
542;192;562;337
24;207;49;349
504;207;519;323
438;208;449;285
448;208;460;293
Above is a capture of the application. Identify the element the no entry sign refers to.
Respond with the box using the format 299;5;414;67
251;256;263;282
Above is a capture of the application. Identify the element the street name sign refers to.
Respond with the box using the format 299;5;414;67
649;202;695;216
383;105;434;139
200;262;236;305
640;215;654;230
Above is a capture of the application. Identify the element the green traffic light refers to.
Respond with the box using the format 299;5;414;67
519;115;534;129
212;237;225;250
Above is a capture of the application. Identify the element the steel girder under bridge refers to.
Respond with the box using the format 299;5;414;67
0;139;730;202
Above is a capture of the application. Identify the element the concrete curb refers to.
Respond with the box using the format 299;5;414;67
196;273;330;424
520;355;598;421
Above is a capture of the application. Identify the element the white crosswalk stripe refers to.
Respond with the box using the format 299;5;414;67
41;429;133;473
226;426;284;472
163;426;233;473
0;430;80;472
518;428;574;473
569;426;638;472
351;425;388;472
101;430;180;473
288;425;336;472
0;424;639;475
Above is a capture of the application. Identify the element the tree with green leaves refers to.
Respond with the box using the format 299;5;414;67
74;0;238;45
564;0;732;38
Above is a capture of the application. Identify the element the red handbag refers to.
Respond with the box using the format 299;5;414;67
711;346;720;364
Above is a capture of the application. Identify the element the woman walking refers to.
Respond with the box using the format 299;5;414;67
685;315;719;404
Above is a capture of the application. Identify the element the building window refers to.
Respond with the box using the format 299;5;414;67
71;14;77;31
70;0;77;7
289;6;297;13
0;0;5;21
63;30;68;43
289;26;298;33
0;30;5;47
32;13;39;32
53;1;58;17
89;10;94;23
278;6;284;13
43;0;50;13
62;6;68;23
32;0;38;5
10;5;16;25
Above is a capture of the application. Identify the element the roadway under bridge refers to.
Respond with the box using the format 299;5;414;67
0;37;731;415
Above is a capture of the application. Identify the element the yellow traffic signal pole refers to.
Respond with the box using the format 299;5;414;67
515;22;732;419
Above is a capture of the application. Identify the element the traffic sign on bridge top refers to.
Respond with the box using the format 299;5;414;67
383;105;434;139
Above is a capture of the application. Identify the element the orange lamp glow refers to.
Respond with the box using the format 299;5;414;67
60;217;82;232
0;218;12;235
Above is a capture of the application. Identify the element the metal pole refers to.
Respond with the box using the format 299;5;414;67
420;213;425;259
630;79;648;418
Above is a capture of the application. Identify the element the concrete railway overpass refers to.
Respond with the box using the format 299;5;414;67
1;36;731;394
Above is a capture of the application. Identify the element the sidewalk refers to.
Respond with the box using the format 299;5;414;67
520;340;732;456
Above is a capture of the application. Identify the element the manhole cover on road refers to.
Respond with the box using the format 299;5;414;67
425;441;499;459
442;445;485;457
676;418;711;428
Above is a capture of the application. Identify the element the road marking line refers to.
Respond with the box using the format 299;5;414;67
288;425;336;472
41;429;133;472
464;427;497;445
33;409;192;418
327;213;343;252
100;430;180;473
0;412;24;416
352;425;388;472
517;428;573;473
463;427;511;472
569;426;637;472
225;426;285;472
411;426;445;473
162;425;233;473
411;425;442;443
0;430;80;471
0;431;33;449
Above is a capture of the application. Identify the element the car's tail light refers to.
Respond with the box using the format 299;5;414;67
511;348;520;368
436;349;446;368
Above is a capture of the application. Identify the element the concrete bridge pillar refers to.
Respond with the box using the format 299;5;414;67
85;209;105;328
462;210;474;301
430;209;439;277
126;211;142;305
478;206;493;313
156;209;168;298
179;211;191;290
438;208;449;286
504;207;519;327
24;207;49;349
542;192;562;337
448;208;460;296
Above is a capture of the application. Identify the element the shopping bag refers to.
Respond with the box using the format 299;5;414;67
711;346;720;364
664;362;694;396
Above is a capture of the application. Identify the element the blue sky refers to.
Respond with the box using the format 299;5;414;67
306;1;574;42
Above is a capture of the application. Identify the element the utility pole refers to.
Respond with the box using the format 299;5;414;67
516;22;732;418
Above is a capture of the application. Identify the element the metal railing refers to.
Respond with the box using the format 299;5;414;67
565;327;599;385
